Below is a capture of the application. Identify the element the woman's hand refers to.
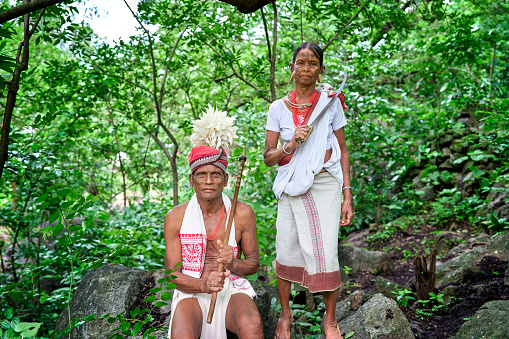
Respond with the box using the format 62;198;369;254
339;195;353;227
288;125;312;149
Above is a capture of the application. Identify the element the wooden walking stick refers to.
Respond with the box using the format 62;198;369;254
207;147;247;324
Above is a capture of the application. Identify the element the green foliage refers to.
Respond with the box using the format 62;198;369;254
391;288;415;308
1;0;508;336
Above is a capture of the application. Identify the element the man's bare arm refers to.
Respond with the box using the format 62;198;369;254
164;205;227;294
217;201;260;276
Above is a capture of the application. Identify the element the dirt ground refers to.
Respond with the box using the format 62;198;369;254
337;221;509;339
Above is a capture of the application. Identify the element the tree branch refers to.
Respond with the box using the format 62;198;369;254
0;0;64;24
216;0;274;13
323;0;372;52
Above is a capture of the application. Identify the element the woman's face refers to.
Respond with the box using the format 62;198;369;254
290;48;324;85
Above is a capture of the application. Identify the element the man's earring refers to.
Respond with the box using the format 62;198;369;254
318;74;323;83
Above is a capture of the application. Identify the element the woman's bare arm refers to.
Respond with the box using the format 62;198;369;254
334;127;354;226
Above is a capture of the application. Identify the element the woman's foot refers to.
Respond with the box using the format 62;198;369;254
274;310;292;339
323;315;343;339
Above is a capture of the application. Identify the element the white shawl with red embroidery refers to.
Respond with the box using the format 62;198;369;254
178;193;256;297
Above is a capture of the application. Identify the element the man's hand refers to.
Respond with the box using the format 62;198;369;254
202;270;230;294
217;240;234;269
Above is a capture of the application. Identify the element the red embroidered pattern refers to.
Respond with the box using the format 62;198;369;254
180;233;206;273
302;191;325;273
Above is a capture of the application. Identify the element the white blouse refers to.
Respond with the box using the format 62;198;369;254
265;96;347;149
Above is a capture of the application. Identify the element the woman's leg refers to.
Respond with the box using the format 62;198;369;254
274;276;292;339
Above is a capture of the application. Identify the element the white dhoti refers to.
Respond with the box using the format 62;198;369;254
275;171;342;293
168;278;249;339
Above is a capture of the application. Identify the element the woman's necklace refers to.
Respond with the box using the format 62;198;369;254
284;90;313;109
291;90;318;126
206;203;225;241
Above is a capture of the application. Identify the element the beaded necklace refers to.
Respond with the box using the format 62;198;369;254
291;90;318;126
206;203;225;241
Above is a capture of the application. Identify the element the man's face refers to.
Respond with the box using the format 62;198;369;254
189;165;228;201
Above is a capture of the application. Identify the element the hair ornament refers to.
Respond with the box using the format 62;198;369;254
190;104;238;155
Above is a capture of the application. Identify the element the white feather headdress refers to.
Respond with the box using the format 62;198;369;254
190;104;238;155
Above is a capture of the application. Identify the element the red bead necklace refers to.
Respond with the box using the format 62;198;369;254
207;203;225;241
292;90;318;127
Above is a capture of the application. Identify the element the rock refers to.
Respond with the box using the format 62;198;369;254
56;264;277;339
439;159;454;169
450;140;466;153
436;247;487;285
416;186;435;202
344;229;369;247
433;232;463;257
462;160;475;173
338;245;395;275
451;300;509;339
484;231;509;260
334;290;368;322
372;276;409;300
442;147;452;156
443;234;489;258
55;263;152;339
474;182;508;220
439;135;454;147
249;280;279;339
437;232;509;285
504;268;509;287
337;294;414;339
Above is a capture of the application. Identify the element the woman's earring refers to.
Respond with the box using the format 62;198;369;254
318;74;323;83
290;71;295;82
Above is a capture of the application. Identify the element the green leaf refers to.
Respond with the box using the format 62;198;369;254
452;156;468;164
4;308;13;320
142;295;155;302
154;301;167;308
37;193;48;203
120;321;130;333
345;332;355;339
157;277;167;284
165;282;176;290
149;287;162;294
83;313;96;321
0;320;10;329
130;307;140;317
48;210;60;224
52;223;64;237
68;224;82;233
161;291;172;301
131;322;143;336
15;322;41;337
57;189;72;197
107;317;117;324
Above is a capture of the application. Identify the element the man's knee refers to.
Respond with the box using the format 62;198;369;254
235;309;264;338
171;299;202;338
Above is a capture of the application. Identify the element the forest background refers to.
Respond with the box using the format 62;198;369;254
0;0;508;337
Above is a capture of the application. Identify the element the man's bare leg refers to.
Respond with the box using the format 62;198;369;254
323;289;342;339
225;293;264;338
170;298;203;338
274;276;292;339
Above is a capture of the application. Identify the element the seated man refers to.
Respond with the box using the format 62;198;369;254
164;145;263;339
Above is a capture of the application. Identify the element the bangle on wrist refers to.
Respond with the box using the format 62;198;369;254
342;186;352;191
282;144;292;155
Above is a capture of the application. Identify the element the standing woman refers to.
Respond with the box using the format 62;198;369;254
264;42;353;339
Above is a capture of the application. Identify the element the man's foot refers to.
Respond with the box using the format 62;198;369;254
274;310;292;339
323;316;343;339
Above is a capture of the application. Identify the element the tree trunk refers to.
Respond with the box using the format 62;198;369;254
414;249;437;301
0;9;31;182
0;0;63;24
